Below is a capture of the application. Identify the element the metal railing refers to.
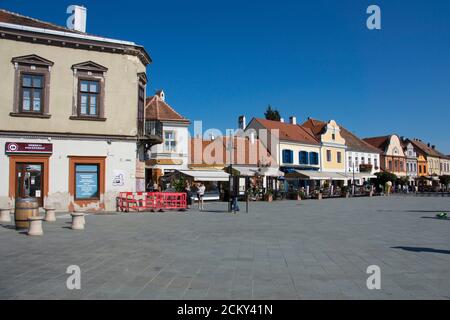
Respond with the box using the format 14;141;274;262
144;120;163;139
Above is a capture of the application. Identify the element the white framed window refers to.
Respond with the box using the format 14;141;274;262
164;130;176;152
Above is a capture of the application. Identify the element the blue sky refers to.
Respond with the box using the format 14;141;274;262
2;0;450;152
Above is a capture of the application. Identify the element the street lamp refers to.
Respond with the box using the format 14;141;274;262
227;135;234;213
352;158;356;195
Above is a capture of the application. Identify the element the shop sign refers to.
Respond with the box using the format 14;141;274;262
5;142;53;154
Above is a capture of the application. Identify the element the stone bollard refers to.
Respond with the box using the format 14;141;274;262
71;212;85;230
27;216;44;236
44;206;56;222
0;208;12;223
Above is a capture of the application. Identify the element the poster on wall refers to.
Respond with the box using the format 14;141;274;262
136;178;145;192
112;170;126;187
76;170;99;199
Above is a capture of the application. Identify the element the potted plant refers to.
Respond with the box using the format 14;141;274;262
341;186;350;198
264;190;273;202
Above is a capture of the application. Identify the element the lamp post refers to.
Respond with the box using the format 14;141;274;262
227;136;234;213
352;158;356;196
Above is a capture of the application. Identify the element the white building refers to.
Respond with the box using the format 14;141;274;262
402;139;418;184
339;126;381;184
144;90;190;187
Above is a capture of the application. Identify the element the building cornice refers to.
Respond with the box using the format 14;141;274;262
0;24;151;66
0;130;138;141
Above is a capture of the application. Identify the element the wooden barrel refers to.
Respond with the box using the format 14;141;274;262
15;198;39;229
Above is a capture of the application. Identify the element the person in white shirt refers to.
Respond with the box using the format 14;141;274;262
197;183;206;211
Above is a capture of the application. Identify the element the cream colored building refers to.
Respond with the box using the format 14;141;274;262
0;9;151;211
302;119;349;184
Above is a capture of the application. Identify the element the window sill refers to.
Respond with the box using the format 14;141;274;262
69;116;106;122
10;112;51;119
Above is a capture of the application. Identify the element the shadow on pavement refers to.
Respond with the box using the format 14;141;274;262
392;246;450;255
421;216;449;221
378;210;449;213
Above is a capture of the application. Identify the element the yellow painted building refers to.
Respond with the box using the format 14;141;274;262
417;154;428;176
302;119;347;173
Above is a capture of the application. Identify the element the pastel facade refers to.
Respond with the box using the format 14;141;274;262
440;157;450;176
302;119;347;174
409;139;443;176
339;126;381;184
246;118;321;171
402;140;418;184
144;91;190;186
0;9;150;210
363;135;407;177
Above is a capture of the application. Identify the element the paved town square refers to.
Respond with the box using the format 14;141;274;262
0;196;449;300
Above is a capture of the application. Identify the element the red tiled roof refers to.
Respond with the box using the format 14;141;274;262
189;136;276;166
0;9;85;34
302;118;380;153
363;136;391;152
301;118;327;137
253;118;320;145
145;95;189;123
408;139;445;158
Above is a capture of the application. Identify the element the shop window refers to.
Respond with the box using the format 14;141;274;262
74;164;100;200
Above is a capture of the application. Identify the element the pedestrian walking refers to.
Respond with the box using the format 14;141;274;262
197;183;206;211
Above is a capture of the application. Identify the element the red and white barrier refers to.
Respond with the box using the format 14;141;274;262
117;192;187;212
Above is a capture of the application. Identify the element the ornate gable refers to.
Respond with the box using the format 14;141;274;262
11;54;54;67
71;61;108;72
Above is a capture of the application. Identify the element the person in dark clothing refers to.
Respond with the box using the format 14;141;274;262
184;181;192;209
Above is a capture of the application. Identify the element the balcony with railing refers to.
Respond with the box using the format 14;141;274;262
143;120;163;144
359;164;373;173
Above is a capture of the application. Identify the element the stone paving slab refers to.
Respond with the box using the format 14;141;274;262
0;196;449;300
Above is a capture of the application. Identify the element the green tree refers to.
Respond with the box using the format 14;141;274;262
173;176;186;192
397;176;410;186
439;175;450;186
264;105;281;121
374;172;397;186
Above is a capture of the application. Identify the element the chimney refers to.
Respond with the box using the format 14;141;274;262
155;90;165;101
432;145;435;150
289;116;297;125
238;116;246;130
280;118;285;123
427;143;431;147
66;5;87;33
250;132;255;144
